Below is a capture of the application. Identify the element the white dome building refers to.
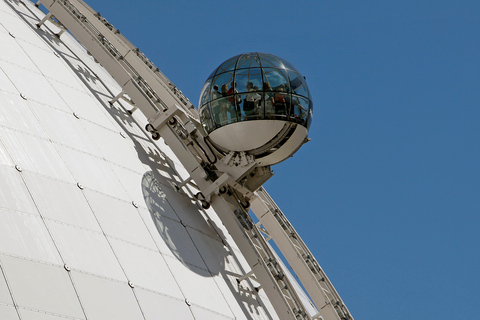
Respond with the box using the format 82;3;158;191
0;1;278;319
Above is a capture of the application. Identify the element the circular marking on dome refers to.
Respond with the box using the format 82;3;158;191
15;165;22;172
77;182;84;190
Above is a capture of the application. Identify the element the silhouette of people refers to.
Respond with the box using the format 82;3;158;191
227;81;241;120
263;82;275;117
244;82;261;117
274;87;287;115
222;83;237;121
211;85;225;125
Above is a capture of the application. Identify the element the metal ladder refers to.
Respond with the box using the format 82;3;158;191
32;1;352;319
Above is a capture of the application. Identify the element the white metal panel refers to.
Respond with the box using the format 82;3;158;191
70;271;144;320
19;309;80;320
0;166;38;214
129;128;191;183
0;0;10;10
149;175;219;239
164;256;234;318
0;26;38;72
0;305;19;320
0;270;13;305
84;189;156;249
0;66;18;94
0;3;47;48
0;127;75;182
0;91;48;139
0;256;85;319
111;165;150;207
50;81;119;131
136;207;185;254
23;172;102;232
46;221;126;281
190;305;234;320
139;171;181;221
0;61;70;112
17;41;86;91
30;102;102;156
0;142;13;166
186;227;228;275
55;144;129;199
0;208;62;264
135;288;195;320
81;120;145;172
108;238;184;300
147;210;207;269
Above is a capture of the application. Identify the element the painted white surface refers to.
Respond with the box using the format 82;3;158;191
209;120;285;152
0;1;276;319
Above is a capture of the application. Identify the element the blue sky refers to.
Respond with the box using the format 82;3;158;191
92;1;479;319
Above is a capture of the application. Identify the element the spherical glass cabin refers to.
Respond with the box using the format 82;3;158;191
199;52;313;165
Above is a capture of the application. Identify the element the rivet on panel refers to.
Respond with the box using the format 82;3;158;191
77;183;84;190
9;32;15;38
20;93;27;100
15;165;22;172
54;51;60;58
73;112;80;119
128;281;134;288
185;298;191;306
64;264;71;272
180;220;186;227
132;201;138;208
120;132;126;138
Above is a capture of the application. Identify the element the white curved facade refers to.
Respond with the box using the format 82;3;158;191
0;1;278;319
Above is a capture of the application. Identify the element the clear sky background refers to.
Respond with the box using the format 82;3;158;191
90;1;479;319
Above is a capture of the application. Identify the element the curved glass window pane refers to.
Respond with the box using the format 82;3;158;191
272;92;289;117
237;55;261;69
260;92;275;118
217;56;239;74
199;78;212;107
287;70;309;98
281;59;300;73
210;97;225;126
238;90;262;120
211;97;237;125
210;83;222;103
260;54;284;69
212;72;235;99
289;96;309;125
234;68;263;94
199;105;214;133
263;68;289;92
